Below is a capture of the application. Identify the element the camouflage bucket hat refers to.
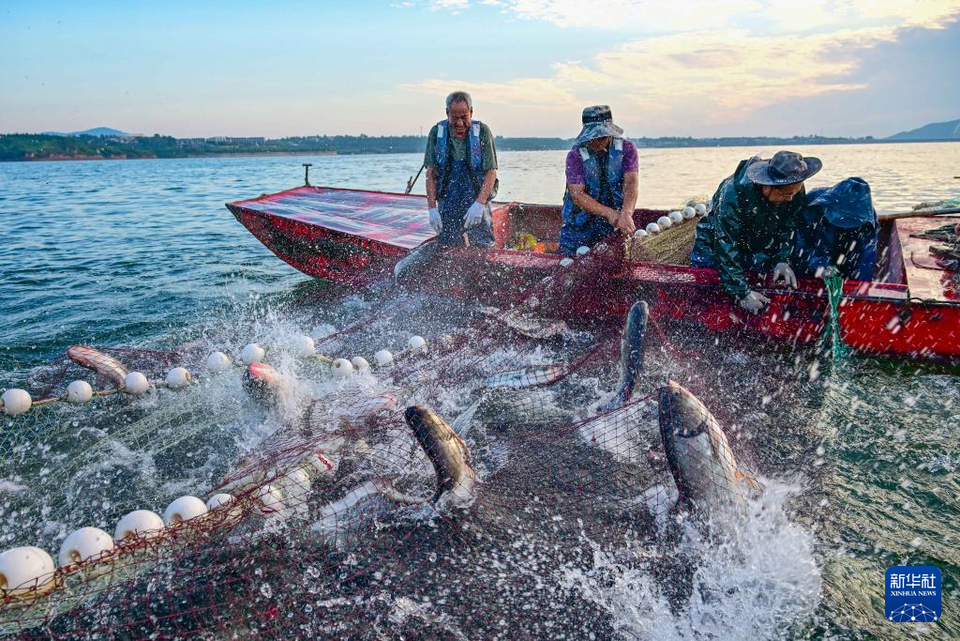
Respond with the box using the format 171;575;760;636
576;105;624;145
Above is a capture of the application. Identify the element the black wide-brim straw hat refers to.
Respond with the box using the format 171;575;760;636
746;150;822;185
576;105;624;145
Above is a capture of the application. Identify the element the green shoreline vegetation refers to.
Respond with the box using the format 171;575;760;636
0;131;927;162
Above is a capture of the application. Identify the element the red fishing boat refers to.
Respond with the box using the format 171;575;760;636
227;185;960;361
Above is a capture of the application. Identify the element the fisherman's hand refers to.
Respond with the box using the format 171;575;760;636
815;265;839;279
463;201;486;229
739;290;771;312
428;207;442;234
772;262;797;288
615;210;636;236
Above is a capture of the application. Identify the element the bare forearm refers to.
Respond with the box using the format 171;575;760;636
426;168;438;209
476;169;497;204
621;173;639;216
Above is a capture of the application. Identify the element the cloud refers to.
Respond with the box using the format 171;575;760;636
400;3;960;135
425;0;960;33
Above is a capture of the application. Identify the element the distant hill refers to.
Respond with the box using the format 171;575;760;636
885;119;960;141
41;127;129;137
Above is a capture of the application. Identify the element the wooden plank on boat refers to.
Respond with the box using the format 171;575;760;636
899;218;957;303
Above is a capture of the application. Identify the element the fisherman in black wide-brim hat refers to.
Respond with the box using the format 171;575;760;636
690;151;822;312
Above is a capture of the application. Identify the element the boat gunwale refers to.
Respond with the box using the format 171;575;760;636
227;186;960;310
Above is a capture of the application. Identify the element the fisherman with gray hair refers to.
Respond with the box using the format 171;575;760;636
424;91;499;246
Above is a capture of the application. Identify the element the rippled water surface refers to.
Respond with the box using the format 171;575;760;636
0;143;958;639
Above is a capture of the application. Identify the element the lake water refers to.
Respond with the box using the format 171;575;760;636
0;143;958;639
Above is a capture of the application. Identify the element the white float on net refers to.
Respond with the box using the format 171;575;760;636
634;229;648;239
1;389;32;416
373;350;394;367
683;206;697;219
165;367;192;389
66;381;93;404
350;357;370;372
407;335;426;351
330;358;354;378
0;546;56;591
58;527;114;568
241;343;265;365
162;496;208;526
656;215;673;229
255;484;285;514
123;373;150;395
114;510;164;542
205;493;234;510
645;222;661;235
668;211;684;224
291;335;315;357
206;351;232;372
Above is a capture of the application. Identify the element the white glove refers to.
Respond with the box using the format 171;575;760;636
815;265;839;279
739;290;771;312
772;262;797;288
463;201;486;229
428;207;442;234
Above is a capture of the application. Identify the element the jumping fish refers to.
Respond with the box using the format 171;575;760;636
480;307;568;340
657;381;759;513
403;406;477;509
599;301;649;412
483;364;568;390
394;239;439;282
67;345;129;387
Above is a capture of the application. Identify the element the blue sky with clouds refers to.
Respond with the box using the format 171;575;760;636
1;0;958;138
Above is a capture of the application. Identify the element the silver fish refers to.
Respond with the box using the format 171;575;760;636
394;239;439;282
481;307;568;339
474;388;570;432
67;345;129;387
483;364;568;389
657;381;759;513
404;406;477;509
599;300;649;412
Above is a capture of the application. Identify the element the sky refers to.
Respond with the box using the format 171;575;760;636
1;0;958;139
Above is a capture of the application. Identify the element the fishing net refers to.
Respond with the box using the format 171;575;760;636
625;203;703;266
823;275;849;360
0;240;813;639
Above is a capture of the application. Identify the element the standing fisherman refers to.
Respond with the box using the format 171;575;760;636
690;151;821;311
559;106;638;256
424;91;499;246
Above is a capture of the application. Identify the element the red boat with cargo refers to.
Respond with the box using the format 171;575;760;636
226;185;960;361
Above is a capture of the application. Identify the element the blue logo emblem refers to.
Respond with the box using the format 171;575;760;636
885;566;941;623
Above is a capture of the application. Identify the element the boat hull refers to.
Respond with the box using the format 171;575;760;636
228;186;960;361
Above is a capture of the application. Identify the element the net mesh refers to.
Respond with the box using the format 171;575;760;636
0;243;776;639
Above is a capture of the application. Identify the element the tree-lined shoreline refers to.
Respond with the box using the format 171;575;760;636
0;131;955;162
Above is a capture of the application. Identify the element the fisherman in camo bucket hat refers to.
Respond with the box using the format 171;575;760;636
558;106;640;256
690;150;822;312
